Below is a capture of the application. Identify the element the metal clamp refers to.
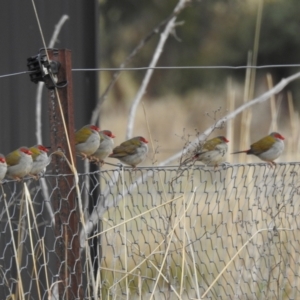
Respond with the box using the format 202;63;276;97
27;48;67;89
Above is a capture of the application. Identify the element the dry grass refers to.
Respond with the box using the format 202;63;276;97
2;76;300;299
92;163;300;299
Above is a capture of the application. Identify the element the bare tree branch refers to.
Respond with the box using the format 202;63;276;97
34;15;69;224
35;15;69;145
159;71;300;166
90;0;190;125
126;0;188;139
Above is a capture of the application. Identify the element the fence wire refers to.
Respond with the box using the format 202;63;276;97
0;163;300;299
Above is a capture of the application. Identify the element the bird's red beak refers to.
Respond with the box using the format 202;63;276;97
278;134;285;140
38;145;50;152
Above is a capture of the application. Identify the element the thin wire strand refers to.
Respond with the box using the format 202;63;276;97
2;64;300;79
72;64;300;71
0;71;32;78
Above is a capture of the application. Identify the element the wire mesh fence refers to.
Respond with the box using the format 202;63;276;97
1;162;300;299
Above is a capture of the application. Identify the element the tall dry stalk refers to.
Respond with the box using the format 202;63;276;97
267;73;278;133
239;0;264;161
287;91;299;160
226;77;235;163
239;51;253;159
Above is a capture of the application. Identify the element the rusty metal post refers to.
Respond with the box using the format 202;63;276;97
47;49;83;299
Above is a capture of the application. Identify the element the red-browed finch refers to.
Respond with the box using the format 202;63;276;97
182;136;229;168
29;145;51;178
108;136;148;168
92;130;115;164
75;124;100;159
6;147;33;181
0;154;7;182
231;132;285;166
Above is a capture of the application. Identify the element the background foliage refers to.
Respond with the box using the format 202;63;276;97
100;0;300;100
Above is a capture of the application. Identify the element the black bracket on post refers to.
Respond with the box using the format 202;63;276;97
27;48;68;89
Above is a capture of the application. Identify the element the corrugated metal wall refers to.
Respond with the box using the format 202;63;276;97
0;2;99;297
0;1;99;156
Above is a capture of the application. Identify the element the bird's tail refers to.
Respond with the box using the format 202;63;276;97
231;150;248;154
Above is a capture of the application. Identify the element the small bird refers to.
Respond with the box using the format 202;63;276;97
91;130;116;165
0;154;7;182
75;124;101;159
231;132;285;166
6;147;33;181
184;136;229;168
29;145;51;179
109;136;149;168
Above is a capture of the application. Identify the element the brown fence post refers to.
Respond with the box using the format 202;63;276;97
47;49;83;299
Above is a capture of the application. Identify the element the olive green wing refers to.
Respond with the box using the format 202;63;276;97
111;139;141;157
250;136;275;155
30;147;41;160
6;150;21;166
75;127;91;145
202;138;222;152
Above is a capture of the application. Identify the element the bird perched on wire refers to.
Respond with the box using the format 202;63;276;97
29;145;51;179
182;136;229;168
108;136;149;168
5;147;33;181
0;154;7;182
231;132;285;166
91;130;116;165
75;124;100;160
